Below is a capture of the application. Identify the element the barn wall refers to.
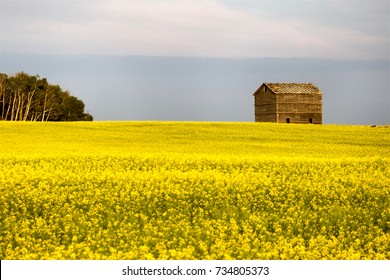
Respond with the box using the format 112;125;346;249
255;113;277;122
254;90;277;122
278;113;322;124
276;93;322;124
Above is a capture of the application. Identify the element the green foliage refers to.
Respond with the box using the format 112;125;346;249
0;72;92;121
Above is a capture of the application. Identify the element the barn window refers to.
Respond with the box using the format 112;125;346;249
265;86;267;92
286;117;290;123
309;118;313;124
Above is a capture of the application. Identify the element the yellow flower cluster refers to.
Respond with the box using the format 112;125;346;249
0;121;389;259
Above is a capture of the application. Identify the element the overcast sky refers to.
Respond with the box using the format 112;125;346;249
0;0;389;124
1;0;389;59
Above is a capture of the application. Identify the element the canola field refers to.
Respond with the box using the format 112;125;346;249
0;121;389;260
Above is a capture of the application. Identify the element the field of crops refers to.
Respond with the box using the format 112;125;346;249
0;121;389;259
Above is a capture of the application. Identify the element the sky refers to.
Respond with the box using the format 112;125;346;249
1;0;389;59
0;0;389;123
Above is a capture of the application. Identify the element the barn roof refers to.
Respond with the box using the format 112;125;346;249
254;83;322;95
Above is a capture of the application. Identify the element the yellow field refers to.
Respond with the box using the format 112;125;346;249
0;121;389;259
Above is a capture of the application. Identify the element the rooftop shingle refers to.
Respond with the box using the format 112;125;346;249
265;83;322;94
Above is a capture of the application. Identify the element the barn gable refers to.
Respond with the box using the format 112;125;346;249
253;82;322;124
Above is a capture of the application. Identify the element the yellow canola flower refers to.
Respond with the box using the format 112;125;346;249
0;121;389;259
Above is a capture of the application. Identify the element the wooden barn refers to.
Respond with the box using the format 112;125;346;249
253;82;322;124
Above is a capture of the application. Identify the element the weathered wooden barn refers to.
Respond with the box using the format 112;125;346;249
253;82;322;124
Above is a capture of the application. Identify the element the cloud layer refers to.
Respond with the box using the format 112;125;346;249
0;0;389;59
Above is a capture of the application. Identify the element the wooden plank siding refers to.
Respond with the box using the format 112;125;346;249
254;90;277;122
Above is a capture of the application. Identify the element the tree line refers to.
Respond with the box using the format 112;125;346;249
0;72;93;121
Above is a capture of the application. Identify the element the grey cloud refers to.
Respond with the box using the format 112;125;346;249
0;0;93;22
1;0;388;59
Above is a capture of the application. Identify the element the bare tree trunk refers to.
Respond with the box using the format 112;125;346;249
15;91;23;121
42;90;48;122
33;111;42;121
0;92;5;120
19;97;23;121
5;95;11;120
23;89;35;121
42;89;55;122
45;106;53;121
1;92;6;120
10;90;18;121
0;77;5;120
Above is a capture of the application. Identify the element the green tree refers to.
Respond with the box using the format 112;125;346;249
0;72;93;121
